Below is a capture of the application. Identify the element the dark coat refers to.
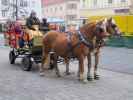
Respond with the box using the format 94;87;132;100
26;17;40;30
39;22;49;32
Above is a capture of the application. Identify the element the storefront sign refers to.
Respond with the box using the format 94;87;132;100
114;9;129;13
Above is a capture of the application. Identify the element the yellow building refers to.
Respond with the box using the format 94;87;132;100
88;15;133;35
80;0;133;35
80;0;131;16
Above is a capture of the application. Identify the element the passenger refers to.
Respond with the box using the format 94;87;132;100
40;18;50;33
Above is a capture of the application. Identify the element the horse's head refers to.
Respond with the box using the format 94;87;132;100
79;19;121;47
91;18;121;46
97;17;121;37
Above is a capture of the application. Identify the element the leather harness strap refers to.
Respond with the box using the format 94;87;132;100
65;23;105;56
77;31;93;49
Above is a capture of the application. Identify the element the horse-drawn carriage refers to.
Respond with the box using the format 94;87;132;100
6;20;44;71
5;17;121;83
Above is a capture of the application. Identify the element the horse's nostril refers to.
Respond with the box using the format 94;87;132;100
107;34;110;37
104;32;110;37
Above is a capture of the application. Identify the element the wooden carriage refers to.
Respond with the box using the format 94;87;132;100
7;20;44;71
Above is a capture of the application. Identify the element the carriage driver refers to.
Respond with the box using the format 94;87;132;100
25;11;41;47
39;18;50;33
26;11;40;30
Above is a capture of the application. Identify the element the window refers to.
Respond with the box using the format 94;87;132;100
24;1;28;7
108;0;113;4
2;10;7;17
1;0;8;5
66;15;77;20
93;0;97;5
60;6;63;11
50;8;53;12
46;9;48;12
82;0;86;7
121;0;126;2
67;3;77;9
20;0;28;7
55;7;57;12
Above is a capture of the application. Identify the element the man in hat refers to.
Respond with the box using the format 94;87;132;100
26;11;40;30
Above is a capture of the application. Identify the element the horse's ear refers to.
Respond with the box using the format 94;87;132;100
108;17;116;24
97;19;104;25
108;17;112;22
103;18;108;24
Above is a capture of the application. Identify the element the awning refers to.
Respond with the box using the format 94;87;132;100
47;17;65;23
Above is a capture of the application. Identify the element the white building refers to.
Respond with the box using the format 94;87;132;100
80;0;132;18
42;0;80;25
0;0;42;23
0;0;29;22
28;0;42;20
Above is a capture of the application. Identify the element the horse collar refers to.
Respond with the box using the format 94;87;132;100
77;31;93;49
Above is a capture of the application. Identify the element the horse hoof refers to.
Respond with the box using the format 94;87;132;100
94;75;100;80
56;72;61;77
82;80;88;84
79;79;88;84
39;72;45;77
65;72;71;75
87;76;93;81
57;74;61;77
48;67;54;70
48;65;55;70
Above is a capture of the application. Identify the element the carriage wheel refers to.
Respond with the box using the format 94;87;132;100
9;51;16;64
22;56;32;71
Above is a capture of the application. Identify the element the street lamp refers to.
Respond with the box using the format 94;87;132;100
15;0;18;20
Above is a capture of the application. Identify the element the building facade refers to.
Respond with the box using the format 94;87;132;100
80;0;132;18
0;0;42;23
130;0;133;14
0;0;29;22
42;0;80;25
28;0;42;20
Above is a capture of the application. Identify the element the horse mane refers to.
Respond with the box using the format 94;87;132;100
80;21;97;37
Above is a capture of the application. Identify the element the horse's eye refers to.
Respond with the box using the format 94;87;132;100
99;28;104;32
112;24;116;28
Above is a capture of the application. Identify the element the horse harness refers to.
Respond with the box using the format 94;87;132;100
65;24;105;57
48;22;105;60
65;31;93;59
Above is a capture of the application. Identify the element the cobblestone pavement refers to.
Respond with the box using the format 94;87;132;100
100;47;133;75
0;47;132;100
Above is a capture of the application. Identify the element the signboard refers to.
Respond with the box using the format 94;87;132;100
114;9;129;13
43;0;64;6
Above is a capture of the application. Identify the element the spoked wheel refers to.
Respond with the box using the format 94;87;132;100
9;51;16;64
22;56;32;71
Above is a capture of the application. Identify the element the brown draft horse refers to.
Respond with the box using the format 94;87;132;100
87;18;121;80
67;18;121;81
40;18;121;82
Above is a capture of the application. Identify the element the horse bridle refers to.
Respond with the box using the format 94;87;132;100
94;24;106;47
77;31;93;48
